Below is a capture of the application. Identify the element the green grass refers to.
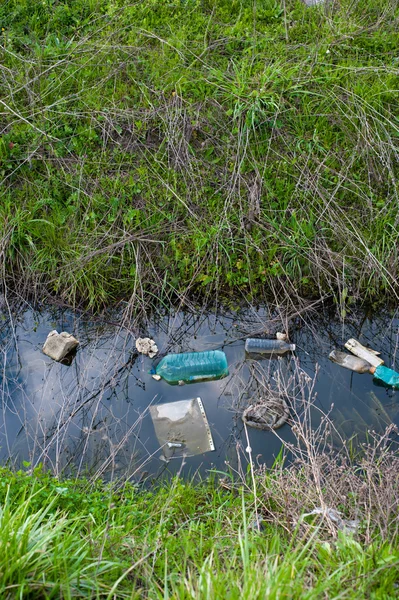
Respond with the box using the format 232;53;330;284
0;465;398;599
0;0;399;311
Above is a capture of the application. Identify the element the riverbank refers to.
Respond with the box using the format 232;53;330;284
2;426;399;600
1;0;399;310
2;302;399;597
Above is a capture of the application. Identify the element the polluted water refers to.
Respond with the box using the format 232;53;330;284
1;303;399;482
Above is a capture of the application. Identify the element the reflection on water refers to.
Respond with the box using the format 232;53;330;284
0;303;398;481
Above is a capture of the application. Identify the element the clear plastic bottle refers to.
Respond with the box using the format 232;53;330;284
154;350;229;384
329;350;371;373
245;338;295;356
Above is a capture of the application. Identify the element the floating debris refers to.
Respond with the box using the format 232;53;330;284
245;338;295;356
150;397;215;459
153;350;228;384
242;394;290;430
371;365;399;389
329;350;372;374
344;338;383;368
42;330;79;362
276;332;288;341
135;337;158;358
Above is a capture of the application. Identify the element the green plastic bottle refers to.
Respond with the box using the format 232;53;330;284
154;350;229;384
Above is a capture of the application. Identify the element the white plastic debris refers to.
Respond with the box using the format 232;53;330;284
152;374;161;381
250;514;264;532
135;337;158;358
344;338;384;368
42;330;79;362
302;0;325;5
150;397;215;460
276;332;288;341
301;507;359;534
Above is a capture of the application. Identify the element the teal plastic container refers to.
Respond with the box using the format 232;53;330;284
373;365;399;389
154;350;229;384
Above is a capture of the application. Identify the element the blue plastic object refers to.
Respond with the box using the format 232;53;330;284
245;338;295;355
154;350;229;384
373;365;399;389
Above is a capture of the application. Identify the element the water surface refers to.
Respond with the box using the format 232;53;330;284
1;303;398;481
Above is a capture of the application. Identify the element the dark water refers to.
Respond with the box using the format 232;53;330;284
1;303;399;482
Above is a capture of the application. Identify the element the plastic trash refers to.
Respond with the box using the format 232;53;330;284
249;514;265;532
153;350;228;384
135;337;158;358
242;395;289;430
344;338;384;368
301;507;359;534
276;332;288;341
329;350;371;374
149;397;215;460
372;365;399;389
245;338;295;356
303;0;325;6
167;442;183;449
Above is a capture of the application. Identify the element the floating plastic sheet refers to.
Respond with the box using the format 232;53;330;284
150;397;215;460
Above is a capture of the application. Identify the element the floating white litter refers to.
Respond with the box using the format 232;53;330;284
150;397;215;460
